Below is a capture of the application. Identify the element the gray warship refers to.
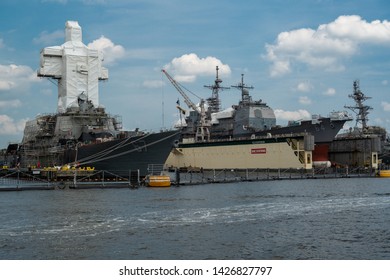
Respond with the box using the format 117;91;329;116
3;21;179;176
330;80;389;167
164;67;351;144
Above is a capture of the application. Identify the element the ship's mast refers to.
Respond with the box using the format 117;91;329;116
344;80;372;132
204;66;229;113
231;74;254;104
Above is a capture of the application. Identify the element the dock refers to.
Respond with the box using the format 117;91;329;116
172;166;379;186
0;166;381;191
0;168;140;191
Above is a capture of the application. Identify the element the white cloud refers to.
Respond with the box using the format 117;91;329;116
296;81;312;92
269;60;290;77
164;53;231;83
320;15;390;43
0;64;40;91
33;30;64;45
87;36;125;65
0;99;22;109
299;96;312;105
324;87;336;96
41;0;67;4
0;80;14;91
0;115;27;135
274;109;311;121
143;80;164;88
382;101;390;112
265;15;390;77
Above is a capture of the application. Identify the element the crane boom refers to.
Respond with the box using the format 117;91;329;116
161;69;210;142
161;69;200;113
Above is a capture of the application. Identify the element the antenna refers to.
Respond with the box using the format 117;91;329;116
231;73;254;103
204;66;230;113
344;80;372;131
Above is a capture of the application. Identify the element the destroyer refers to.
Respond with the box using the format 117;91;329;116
329;80;389;168
3;21;179;176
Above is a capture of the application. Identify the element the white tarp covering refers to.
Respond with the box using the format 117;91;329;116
37;21;108;113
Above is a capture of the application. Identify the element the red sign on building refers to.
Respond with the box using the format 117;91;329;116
251;148;267;154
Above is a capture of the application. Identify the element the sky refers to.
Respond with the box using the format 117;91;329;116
1;0;390;147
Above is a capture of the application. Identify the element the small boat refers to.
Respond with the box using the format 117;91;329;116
145;175;171;187
378;170;390;178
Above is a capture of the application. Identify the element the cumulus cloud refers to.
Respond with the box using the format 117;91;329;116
33;30;64;45
320;15;390;43
323;87;336;96
296;81;312;92
143;80;164;88
164;53;231;82
87;36;125;65
382;101;390;112
265;15;390;77
0;99;22;109
274;109;311;121
0;64;40;91
299;96;312;105
0;115;28;135
41;0;67;4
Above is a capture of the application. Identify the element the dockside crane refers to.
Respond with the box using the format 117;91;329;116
161;69;210;142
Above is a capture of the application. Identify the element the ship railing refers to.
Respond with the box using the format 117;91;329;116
329;110;353;121
0;168;143;190
0;169;52;189
194;132;310;144
35;112;58;118
147;164;167;175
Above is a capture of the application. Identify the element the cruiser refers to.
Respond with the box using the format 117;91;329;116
163;69;315;170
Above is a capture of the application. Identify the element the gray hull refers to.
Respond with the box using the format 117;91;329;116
64;130;180;176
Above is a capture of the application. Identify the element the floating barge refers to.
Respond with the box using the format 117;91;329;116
166;133;314;171
378;170;390;178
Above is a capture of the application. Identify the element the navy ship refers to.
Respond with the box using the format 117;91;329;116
329;80;389;167
163;67;351;167
168;67;351;144
2;21;179;176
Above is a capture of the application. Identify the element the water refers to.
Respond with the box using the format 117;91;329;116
0;178;389;259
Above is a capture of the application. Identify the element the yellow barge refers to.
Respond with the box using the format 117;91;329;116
378;170;390;178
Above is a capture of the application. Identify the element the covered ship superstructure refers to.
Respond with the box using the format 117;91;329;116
18;21;121;167
38;21;108;113
6;21;180;173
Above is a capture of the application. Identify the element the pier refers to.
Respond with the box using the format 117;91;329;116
172;166;378;185
0;166;380;191
0;168;140;191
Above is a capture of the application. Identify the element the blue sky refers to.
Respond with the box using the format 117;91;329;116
1;0;390;147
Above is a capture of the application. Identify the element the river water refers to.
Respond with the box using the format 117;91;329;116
0;178;389;260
